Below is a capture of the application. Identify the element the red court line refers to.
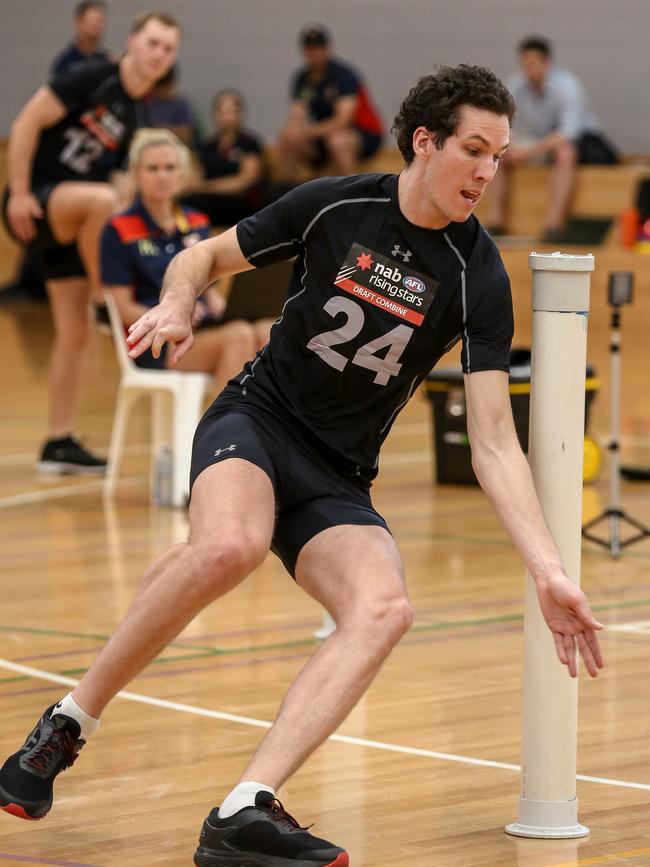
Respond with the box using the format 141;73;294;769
0;853;103;867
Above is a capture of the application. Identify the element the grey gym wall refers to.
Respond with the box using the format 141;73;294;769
1;0;648;153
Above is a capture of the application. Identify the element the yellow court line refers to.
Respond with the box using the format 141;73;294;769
549;846;650;865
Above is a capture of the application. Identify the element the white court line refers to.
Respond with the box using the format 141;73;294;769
0;475;148;510
0;657;648;792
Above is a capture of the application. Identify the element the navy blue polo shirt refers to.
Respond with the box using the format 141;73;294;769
101;197;210;307
101;197;210;367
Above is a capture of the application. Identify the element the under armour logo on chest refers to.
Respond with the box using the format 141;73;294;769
391;244;412;263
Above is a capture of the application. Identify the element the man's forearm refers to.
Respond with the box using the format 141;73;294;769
473;443;564;583
160;238;218;309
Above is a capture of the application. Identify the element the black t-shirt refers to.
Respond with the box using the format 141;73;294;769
292;58;384;137
223;173;513;481
198;131;264;181
33;61;149;186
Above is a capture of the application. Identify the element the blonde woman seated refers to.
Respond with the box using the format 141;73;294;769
101;128;257;391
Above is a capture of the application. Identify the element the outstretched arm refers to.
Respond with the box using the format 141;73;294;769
464;369;604;677
126;225;253;364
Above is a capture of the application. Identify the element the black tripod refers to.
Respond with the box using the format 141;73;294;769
582;273;650;558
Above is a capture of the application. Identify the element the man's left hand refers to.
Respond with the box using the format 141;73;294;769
536;574;604;677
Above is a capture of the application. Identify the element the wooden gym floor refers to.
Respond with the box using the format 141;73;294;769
0;246;648;866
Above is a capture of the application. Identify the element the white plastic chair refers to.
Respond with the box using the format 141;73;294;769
103;291;213;507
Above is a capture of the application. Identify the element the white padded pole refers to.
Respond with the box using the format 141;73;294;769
506;252;594;839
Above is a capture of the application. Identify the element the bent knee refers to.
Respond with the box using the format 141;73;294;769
189;538;267;594
325;129;356;154
553;140;578;164
356;595;414;645
91;185;119;214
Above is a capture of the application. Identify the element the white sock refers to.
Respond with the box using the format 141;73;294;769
218;781;275;818
51;693;100;742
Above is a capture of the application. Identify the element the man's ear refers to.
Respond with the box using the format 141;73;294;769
412;126;435;157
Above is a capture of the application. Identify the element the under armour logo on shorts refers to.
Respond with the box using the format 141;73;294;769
214;444;237;456
391;244;412;263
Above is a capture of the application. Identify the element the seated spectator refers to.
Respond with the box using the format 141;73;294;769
147;65;198;148
51;0;112;76
277;24;384;182
183;89;266;227
101;128;258;392
487;35;618;241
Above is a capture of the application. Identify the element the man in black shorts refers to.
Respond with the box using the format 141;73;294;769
277;24;384;182
0;66;604;866
2;11;180;473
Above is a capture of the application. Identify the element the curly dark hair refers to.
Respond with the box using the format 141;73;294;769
392;64;515;164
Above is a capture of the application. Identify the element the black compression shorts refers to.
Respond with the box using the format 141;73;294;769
190;405;389;577
1;184;86;280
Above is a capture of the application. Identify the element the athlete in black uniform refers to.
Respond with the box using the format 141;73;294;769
2;11;180;473
0;66;604;866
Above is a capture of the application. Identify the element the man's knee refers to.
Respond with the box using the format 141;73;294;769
325;129;357;158
89;184;119;216
553;139;578;166
188;536;268;599
352;593;414;649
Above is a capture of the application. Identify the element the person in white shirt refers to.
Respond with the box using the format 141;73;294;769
487;35;617;241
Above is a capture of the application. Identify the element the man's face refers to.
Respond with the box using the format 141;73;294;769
303;43;330;71
520;49;550;89
418;106;510;226
76;7;106;43
127;19;180;84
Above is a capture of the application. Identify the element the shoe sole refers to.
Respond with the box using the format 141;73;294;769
0;784;51;821
35;461;106;476
193;849;349;867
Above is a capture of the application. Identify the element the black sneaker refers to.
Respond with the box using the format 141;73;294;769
194;790;349;867
0;705;85;820
36;435;107;475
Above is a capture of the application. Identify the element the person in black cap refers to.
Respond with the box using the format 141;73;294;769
277;24;384;182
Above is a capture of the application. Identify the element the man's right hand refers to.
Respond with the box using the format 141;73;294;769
7;191;43;243
126;292;195;365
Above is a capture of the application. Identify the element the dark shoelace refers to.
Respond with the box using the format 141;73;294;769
263;797;311;832
26;729;79;774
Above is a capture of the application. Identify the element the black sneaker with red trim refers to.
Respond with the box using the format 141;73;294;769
193;790;349;866
0;706;85;820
